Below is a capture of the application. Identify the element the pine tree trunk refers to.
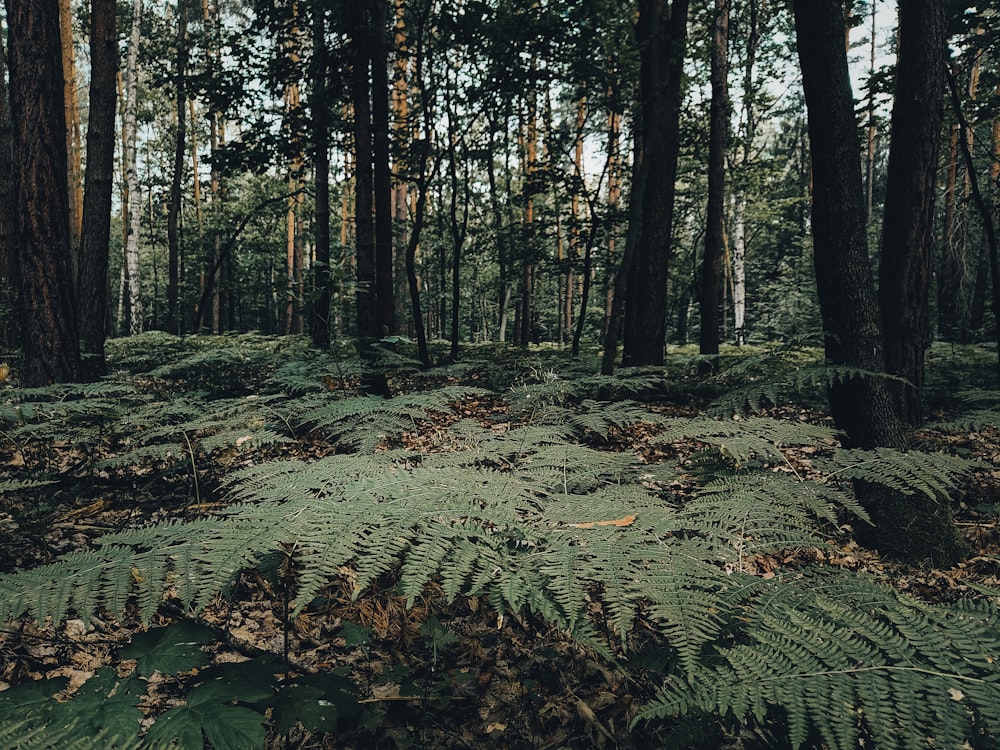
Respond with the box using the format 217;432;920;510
938;120;963;340
311;6;332;348
7;0;81;385
371;0;394;339
0;33;19;352
446;83;469;362
77;0;118;380
166;0;189;335
793;0;965;566
603;106;622;344
59;0;83;275
877;0;947;428
519;89;538;348
699;0;729;358
622;0;688;366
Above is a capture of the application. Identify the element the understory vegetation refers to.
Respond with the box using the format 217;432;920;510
0;333;999;749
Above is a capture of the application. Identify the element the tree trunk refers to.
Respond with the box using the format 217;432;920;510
310;5;332;348
59;0;83;274
519;89;539;348
602;124;647;375
877;0;947;427
946;67;1000;384
350;0;390;395
166;0;189;334
0;32;19;353
622;0;689;366
77;0;117;380
7;0;81;385
371;0;394;339
793;0;965;566
699;0;729;358
603;106;622;343
447;115;469;362
937;119;963;341
123;0;144;336
351;0;377;345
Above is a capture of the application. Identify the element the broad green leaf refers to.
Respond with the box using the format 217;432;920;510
120;621;215;675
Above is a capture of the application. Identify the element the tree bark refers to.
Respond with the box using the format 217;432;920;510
602;124;647;375
446;97;469;361
622;0;689;366
372;0;394;339
793;0;964;565
877;0;947;427
937;119;963;340
351;0;377;345
6;0;81;385
77;0;118;380
166;0;189;334
123;0;144;336
0;32;19;353
350;0;390;395
59;0;83;272
699;0;729;358
947;67;1000;384
310;5;332;348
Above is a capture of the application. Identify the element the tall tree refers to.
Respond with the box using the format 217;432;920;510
6;0;81;384
122;0;144;336
0;32;18;352
621;0;689;366
792;0;964;565
699;0;730;358
371;0;395;339
310;3;332;348
77;0;119;379
876;0;948;426
282;2;306;335
349;0;393;394
166;0;190;334
59;0;84;269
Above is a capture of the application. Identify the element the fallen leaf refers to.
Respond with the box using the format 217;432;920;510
569;514;636;529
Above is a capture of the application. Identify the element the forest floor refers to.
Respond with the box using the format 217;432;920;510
0;335;999;749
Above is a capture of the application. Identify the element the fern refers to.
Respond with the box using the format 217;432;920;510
821;447;982;503
636;567;1000;750
934;389;1000;432
290;386;490;452
1;365;998;749
652;416;838;465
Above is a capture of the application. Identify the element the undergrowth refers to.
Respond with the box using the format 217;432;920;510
0;333;998;749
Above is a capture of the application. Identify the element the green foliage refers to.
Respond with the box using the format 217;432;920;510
0;623;366;750
0;344;998;749
636;568;1000;750
0;670;145;749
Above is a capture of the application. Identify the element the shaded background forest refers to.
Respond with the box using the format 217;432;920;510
0;0;997;369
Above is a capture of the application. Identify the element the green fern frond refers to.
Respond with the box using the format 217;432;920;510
94;442;186;471
679;472;860;554
708;356;904;416
653;416;838;465
533;399;658;440
519;443;640;493
933;389;1000;432
822;447;981;502
636;567;1000;750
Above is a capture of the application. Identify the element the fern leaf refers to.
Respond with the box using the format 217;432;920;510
823;447;981;502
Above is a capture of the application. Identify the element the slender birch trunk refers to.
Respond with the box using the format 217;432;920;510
123;0;144;335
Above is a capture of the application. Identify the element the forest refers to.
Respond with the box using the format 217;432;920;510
0;0;999;748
